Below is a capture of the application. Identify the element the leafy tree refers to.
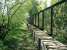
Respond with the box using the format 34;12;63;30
0;0;36;50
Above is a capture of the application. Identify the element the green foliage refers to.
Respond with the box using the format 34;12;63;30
0;0;36;50
0;0;67;50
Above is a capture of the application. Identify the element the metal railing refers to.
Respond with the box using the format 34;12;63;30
29;0;67;38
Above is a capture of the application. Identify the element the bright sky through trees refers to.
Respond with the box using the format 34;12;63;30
36;0;51;7
47;0;51;7
35;0;51;11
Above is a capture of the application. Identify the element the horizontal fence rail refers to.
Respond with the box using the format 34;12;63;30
29;0;67;41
